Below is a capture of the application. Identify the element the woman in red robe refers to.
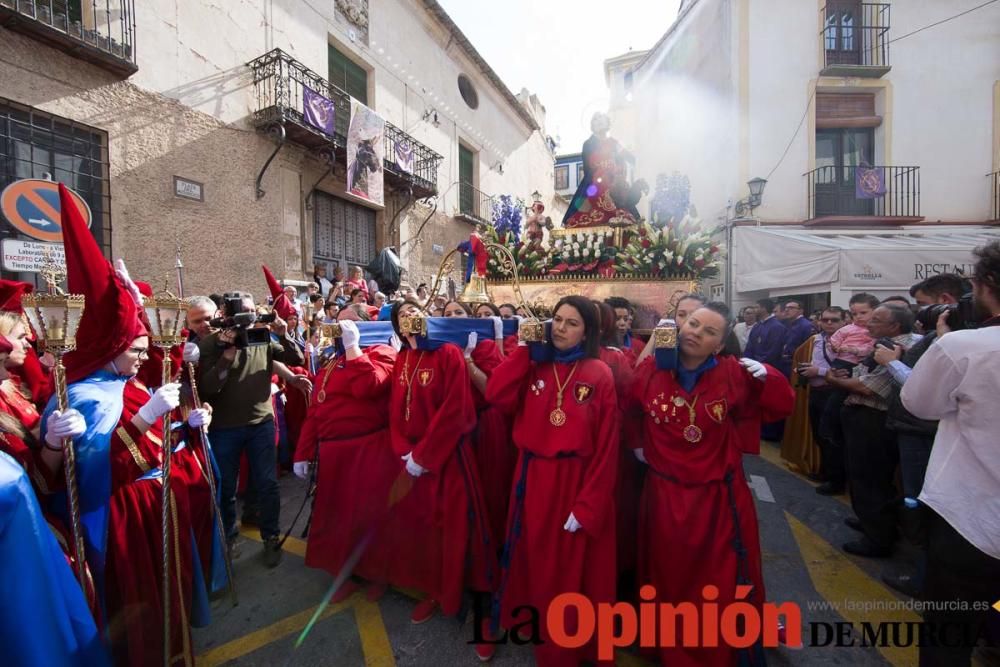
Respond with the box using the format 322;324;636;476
487;295;619;666
630;303;794;667
293;305;398;601
442;299;514;554
380;299;496;644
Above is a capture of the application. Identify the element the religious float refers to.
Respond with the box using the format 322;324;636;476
434;114;721;330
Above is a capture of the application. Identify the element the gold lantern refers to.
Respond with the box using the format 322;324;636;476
21;263;87;588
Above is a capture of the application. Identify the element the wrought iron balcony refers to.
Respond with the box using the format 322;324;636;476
458;181;494;225
820;2;891;78
0;0;136;76
806;165;921;223
248;48;442;199
990;171;1000;222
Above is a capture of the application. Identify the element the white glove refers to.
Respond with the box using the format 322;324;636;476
634;448;647;463
491;316;503;342
563;512;582;533
656;318;675;327
188;407;211;429
340;319;360;350
389;333;403;352
739;357;767;381
44;409;86;449
182;342;200;363
293;461;310;480
137;382;181;424
401;451;426;477
465;332;478;359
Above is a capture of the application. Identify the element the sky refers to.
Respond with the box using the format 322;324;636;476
436;0;681;154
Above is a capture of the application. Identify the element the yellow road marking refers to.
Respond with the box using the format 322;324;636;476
354;597;396;667
758;442;850;507
239;526;308;558
196;597;353;666
786;511;920;667
994;600;1000;613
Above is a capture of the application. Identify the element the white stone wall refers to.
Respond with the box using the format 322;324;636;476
1;0;558;291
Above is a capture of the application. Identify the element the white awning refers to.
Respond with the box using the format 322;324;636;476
733;226;1000;293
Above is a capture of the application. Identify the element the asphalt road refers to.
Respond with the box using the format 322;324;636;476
192;443;944;666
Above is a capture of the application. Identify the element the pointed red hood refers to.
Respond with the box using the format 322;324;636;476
262;264;296;320
60;183;147;383
0;279;33;313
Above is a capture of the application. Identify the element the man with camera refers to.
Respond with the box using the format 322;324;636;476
901;242;1000;667
824;302;920;558
197;292;305;567
871;274;967;596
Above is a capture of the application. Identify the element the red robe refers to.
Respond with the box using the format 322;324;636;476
0;377;41;434
631;356;794;667
468;339;515;551
294;345;398;581
279;364;311;463
105;379;207;667
487;346;619;666
380;343;496;615
600;346;644;584
622;337;646;368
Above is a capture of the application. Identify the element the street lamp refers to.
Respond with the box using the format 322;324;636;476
734;177;767;218
725;177;767;308
530;189;542;203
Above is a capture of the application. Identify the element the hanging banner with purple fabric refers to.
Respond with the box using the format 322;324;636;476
855;166;887;199
394;138;414;174
303;86;335;136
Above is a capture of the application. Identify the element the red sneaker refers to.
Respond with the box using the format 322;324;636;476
474;620;496;662
331;579;360;604
366;581;388;602
410;598;439;624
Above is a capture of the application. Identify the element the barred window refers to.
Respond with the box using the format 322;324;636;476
0;98;112;281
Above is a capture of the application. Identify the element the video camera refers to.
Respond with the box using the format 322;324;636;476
209;292;277;348
915;293;977;332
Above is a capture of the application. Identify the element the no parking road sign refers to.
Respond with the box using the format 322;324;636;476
0;178;91;242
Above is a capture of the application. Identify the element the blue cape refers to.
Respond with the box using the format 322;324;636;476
0;451;109;665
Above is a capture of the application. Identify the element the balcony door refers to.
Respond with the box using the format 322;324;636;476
825;0;861;66
313;191;376;280
815;127;874;217
458;143;475;216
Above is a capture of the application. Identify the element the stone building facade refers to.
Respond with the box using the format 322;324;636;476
0;0;557;297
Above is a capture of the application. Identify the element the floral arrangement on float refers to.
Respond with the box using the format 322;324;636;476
547;229;617;276
614;216;721;279
480;177;721;281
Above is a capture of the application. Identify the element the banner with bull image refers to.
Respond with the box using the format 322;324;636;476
347;98;385;207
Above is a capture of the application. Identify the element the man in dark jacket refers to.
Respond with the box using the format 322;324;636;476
745;298;790;441
874;273;966;594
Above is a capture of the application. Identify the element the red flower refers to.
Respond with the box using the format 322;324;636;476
710;244;719;253
641;239;651;249
694;258;706;269
638;227;647;237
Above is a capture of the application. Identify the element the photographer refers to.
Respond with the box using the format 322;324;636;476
901;242;1000;667
197;292;305;567
873;273;966;596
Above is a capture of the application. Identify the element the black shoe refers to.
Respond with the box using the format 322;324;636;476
262;537;283;568
816;482;846;496
882;572;921;598
843;538;892;558
844;516;864;532
807;472;827;483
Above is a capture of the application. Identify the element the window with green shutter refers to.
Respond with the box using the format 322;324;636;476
459;143;475;215
328;45;368;105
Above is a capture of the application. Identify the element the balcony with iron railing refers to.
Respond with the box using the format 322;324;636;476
248;48;442;200
0;0;136;76
806;165;921;224
457;182;494;226
820;2;891;78
990;171;1000;222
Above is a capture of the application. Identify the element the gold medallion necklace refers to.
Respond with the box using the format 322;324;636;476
672;394;703;443
315;355;343;404
549;362;579;427
402;350;426;421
